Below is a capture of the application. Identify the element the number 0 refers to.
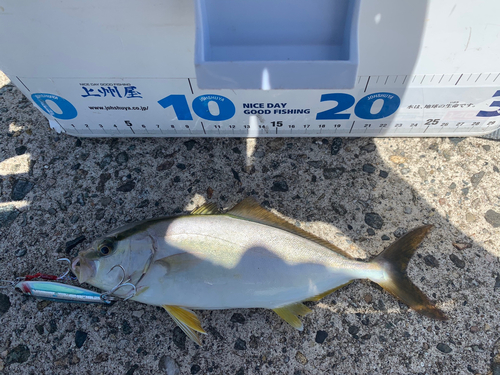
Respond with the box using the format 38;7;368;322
192;95;235;121
354;93;400;120
31;93;78;120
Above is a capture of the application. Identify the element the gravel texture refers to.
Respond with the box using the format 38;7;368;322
1;71;500;374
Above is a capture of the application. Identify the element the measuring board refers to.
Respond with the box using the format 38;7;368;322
1;1;500;138
23;74;500;137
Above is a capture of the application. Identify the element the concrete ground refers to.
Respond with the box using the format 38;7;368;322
0;70;499;375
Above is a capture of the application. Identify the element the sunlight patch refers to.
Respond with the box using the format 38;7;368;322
184;194;207;212
0;153;31;176
9;121;24;133
0;70;10;88
0;201;29;209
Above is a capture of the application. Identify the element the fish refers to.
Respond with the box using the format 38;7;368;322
71;198;446;344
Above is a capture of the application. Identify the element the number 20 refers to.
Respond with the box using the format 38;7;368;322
316;92;400;120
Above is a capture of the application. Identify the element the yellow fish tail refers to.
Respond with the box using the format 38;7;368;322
370;225;447;321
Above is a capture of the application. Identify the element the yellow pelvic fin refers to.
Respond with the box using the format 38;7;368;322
154;253;202;274
305;281;353;302
191;202;219;215
272;302;312;331
228;198;354;259
163;305;207;345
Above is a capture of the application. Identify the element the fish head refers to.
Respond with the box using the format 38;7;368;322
71;236;124;288
71;252;96;284
72;223;155;292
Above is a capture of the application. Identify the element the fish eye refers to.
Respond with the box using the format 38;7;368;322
100;246;110;255
98;240;114;257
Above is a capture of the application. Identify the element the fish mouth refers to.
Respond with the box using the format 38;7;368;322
71;256;96;283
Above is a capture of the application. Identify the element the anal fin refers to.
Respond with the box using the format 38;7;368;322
163;305;207;345
272;302;312;331
305;281;353;302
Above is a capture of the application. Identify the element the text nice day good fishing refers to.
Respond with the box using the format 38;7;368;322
71;198;446;344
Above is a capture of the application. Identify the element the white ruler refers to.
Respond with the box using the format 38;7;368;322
23;73;500;137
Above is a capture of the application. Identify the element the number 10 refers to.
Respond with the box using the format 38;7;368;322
158;94;236;121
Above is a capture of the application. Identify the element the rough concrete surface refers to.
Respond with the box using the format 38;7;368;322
0;70;500;375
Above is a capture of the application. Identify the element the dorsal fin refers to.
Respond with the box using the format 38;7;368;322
191;202;219;215
227;198;354;259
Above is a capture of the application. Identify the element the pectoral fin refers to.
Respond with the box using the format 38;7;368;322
134;286;149;298
163;305;207;345
155;253;202;274
272;303;312;331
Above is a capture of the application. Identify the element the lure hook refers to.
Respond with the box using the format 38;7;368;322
100;265;137;301
56;258;77;281
0;280;15;289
